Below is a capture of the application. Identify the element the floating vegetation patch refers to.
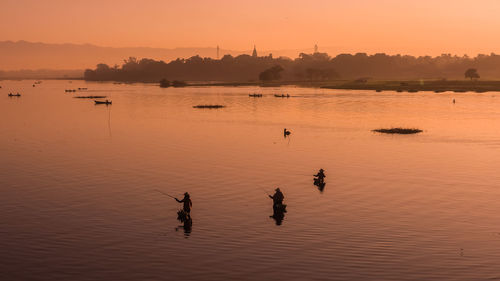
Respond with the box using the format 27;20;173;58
373;128;423;134
74;96;107;99
193;105;225;109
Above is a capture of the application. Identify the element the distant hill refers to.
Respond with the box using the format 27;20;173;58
0;41;323;71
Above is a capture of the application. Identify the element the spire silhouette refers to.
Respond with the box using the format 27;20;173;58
252;45;257;57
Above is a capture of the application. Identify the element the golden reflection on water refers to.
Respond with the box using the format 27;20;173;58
2;80;500;280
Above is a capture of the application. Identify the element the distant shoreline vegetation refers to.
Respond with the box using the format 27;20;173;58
83;52;500;85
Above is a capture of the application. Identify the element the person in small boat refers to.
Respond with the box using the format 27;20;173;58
175;192;192;217
269;188;284;207
314;169;326;185
284;128;291;136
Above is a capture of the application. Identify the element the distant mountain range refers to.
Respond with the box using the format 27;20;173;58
0;40;330;71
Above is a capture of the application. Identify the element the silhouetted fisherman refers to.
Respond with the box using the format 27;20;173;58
268;188;286;225
269;188;284;208
175;192;192;217
270;208;285;225
314;169;326;185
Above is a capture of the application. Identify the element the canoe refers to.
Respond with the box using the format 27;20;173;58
8;94;21;97
193;105;225;109
249;94;263;97
274;94;290;98
94;100;112;105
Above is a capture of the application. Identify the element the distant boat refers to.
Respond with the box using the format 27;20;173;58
193;105;225;109
274;94;290;98
249;94;263;97
94;100;112;105
8;93;21;97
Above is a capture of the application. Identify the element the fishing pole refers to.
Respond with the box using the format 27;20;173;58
154;189;176;199
261;188;271;196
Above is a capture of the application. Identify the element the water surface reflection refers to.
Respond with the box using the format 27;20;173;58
2;80;500;280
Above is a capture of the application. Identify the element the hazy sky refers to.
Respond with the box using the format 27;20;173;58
2;0;500;55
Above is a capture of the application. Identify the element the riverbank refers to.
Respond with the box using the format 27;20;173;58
321;79;500;92
184;79;500;93
190;79;500;92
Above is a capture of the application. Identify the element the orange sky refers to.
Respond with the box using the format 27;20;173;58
2;0;500;55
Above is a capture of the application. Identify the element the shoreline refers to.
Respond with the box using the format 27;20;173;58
181;79;500;92
5;78;500;93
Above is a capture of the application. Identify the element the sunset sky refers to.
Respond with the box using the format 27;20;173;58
2;0;500;55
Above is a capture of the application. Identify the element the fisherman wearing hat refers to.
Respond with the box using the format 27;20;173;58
269;188;284;208
314;169;326;185
175;192;192;217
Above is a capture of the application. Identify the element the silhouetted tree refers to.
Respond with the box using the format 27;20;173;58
305;68;339;81
172;80;187;87
83;52;500;82
465;68;480;80
159;79;170;88
259;65;284;82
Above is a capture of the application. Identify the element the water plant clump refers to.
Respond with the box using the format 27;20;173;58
373;128;423;134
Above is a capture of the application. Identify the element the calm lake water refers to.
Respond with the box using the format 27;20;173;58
2;80;500;281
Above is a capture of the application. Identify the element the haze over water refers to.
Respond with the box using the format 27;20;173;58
2;80;500;280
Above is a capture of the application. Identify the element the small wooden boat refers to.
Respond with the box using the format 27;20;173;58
94;100;112;105
65;89;77;92
193;105;225;109
249;94;263;97
274;94;290;98
8;93;21;97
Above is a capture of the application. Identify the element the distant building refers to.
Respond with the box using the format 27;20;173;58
252;45;257;57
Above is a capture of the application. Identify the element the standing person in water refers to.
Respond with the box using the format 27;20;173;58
314;169;326;184
175;192;192;217
269;188;284;207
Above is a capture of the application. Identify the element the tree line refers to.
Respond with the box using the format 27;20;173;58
83;52;500;83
